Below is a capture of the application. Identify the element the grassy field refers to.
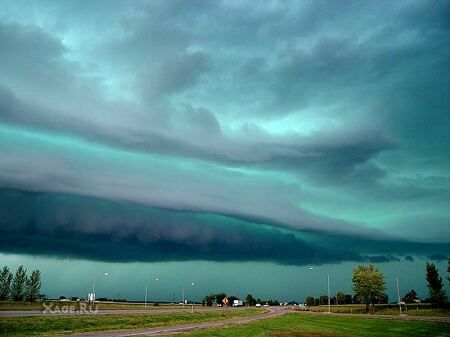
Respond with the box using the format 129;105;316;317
306;304;450;317
182;313;450;337
0;301;188;311
0;308;264;337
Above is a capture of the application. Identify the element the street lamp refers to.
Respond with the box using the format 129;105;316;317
145;277;159;307
309;267;331;313
191;282;196;313
182;282;195;310
396;277;402;315
327;274;331;314
90;272;109;305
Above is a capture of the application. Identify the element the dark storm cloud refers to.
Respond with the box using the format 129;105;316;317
1;188;447;264
428;254;448;262
141;51;211;101
0;73;395;184
0;0;448;263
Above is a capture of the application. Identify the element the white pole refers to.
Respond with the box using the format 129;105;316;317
92;279;95;294
396;278;402;314
145;283;148;307
327;274;330;313
191;282;195;313
182;287;185;307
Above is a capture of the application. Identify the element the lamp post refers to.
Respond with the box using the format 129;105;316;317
145;277;159;307
182;282;195;310
396;277;402;315
309;267;331;313
191;282;195;313
90;272;109;305
327;274;331;314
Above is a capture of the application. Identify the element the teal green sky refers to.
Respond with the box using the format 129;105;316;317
0;0;448;301
1;253;449;302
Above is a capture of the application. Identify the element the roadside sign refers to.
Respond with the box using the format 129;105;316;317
222;297;229;305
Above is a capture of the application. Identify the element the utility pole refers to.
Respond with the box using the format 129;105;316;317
145;283;148;307
327;274;331;313
396;278;402;314
182;287;185;307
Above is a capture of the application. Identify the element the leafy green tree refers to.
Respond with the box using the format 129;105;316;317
11;265;27;301
319;295;328;305
336;291;345;305
378;293;389;304
245;294;256;306
203;294;215;306
227;295;239;306
214;293;227;305
0;266;13;300
426;262;447;308
352;263;386;313
305;296;315;306
447;257;449;285
26;270;41;302
344;294;353;304
402;289;418;303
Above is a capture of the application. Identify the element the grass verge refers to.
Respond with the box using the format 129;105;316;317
0;308;264;337
182;313;450;337
306;304;450;317
0;301;186;311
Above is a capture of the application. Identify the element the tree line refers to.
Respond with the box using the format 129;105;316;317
0;265;42;302
202;292;279;306
305;260;449;313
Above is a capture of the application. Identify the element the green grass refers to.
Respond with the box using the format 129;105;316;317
306;304;450;317
182;313;450;337
0;308;264;337
0;301;186;311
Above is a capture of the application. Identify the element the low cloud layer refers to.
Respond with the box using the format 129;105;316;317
0;1;448;263
1;189;448;264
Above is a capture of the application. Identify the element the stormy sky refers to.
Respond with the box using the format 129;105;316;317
0;0;449;301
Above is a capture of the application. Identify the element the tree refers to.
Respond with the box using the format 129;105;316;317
402;289;418;303
305;296;315;306
203;294;215;306
319;295;328;305
214;293;227;306
378;293;389;304
26;270;41;302
447;257;450;285
245;294;256;306
344;294;353;304
426;262;447;308
227;295;239;306
336;291;345;305
0;266;13;300
352;263;386;313
11;266;27;301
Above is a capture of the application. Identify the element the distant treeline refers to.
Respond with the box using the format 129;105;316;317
202;293;279;306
